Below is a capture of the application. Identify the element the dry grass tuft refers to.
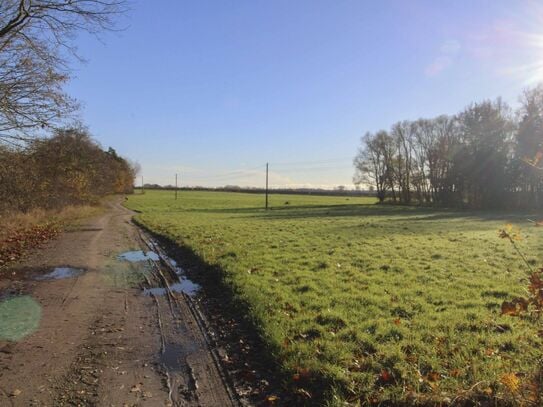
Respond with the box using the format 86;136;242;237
0;204;103;268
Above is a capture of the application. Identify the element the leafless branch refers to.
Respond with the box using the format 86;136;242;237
0;0;127;143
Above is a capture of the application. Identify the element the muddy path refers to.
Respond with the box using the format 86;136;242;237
0;198;238;406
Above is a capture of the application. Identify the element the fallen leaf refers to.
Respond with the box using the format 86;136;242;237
426;371;440;382
130;383;143;393
449;368;461;378
501;297;529;316
501;373;520;393
10;389;21;397
380;369;392;383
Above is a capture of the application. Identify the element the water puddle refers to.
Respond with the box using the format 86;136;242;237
118;250;159;262
143;277;200;297
162;255;186;274
160;342;188;371
119;246;200;297
35;267;85;280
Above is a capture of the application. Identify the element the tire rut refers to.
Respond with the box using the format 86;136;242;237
138;229;238;407
0;197;238;406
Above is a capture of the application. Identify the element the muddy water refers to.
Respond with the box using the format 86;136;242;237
143;278;200;297
35;266;85;280
118;250;159;262
118;248;200;297
160;342;197;370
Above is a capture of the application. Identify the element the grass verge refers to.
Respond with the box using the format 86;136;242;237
126;190;543;405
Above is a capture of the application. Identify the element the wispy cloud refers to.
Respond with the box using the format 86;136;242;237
424;40;461;77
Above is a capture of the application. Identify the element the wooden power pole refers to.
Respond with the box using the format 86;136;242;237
265;163;269;210
175;173;178;200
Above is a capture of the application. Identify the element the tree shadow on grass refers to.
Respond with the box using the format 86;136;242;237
187;203;420;216
186;203;538;224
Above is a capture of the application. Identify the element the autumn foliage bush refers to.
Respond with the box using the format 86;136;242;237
0;128;136;213
498;224;543;405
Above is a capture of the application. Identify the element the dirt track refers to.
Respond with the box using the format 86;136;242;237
0;198;237;406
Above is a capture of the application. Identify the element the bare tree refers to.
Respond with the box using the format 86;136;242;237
516;85;543;206
0;1;126;44
0;35;76;143
0;0;127;143
354;131;394;202
353;98;523;209
391;121;414;204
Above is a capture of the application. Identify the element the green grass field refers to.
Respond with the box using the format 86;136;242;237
126;190;543;405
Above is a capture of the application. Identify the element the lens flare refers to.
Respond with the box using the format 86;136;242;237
0;296;41;341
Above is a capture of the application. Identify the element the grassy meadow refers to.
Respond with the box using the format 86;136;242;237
126;190;543;405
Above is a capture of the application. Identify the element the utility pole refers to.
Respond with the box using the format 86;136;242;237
175;173;178;200
141;176;144;194
265;163;269;210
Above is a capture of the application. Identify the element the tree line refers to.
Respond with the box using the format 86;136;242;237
354;87;543;209
0;128;137;212
0;1;136;213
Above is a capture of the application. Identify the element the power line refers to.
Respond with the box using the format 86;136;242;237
265;162;269;210
186;165;265;181
278;165;353;172
179;158;353;182
270;157;353;167
148;157;356;189
184;165;352;184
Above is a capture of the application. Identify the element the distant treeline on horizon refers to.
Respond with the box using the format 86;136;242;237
136;184;376;197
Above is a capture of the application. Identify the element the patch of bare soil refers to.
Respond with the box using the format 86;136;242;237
0;198;239;406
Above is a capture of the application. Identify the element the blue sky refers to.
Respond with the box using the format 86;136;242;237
66;0;543;188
